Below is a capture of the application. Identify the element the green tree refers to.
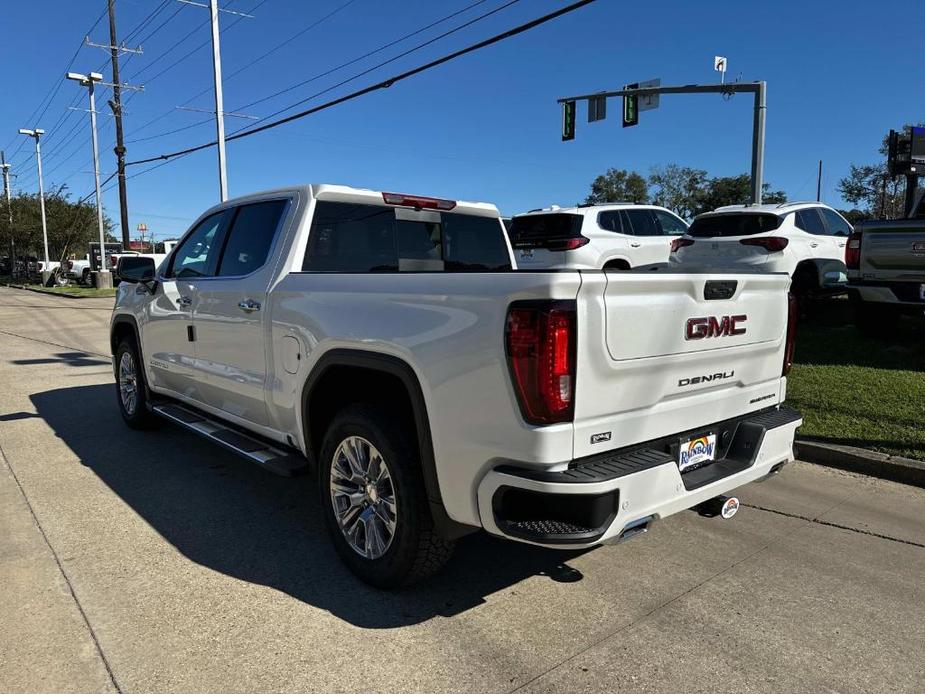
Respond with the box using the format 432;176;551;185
648;164;708;220
583;168;649;205
692;174;786;216
0;190;114;261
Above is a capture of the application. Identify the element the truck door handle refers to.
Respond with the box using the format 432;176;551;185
810;242;819;248
630;242;641;247
837;242;846;248
238;299;261;313
177;295;192;308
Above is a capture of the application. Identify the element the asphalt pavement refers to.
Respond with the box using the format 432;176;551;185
1;286;923;694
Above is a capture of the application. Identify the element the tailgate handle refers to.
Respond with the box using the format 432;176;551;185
704;280;738;301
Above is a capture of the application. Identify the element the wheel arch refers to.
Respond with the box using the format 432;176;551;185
299;348;474;540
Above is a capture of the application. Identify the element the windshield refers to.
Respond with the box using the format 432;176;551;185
688;213;783;238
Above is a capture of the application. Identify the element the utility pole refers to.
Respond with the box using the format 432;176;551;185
816;160;823;202
67;71;110;286
108;0;130;248
18;129;50;272
177;0;254;201
557;81;768;204
1;152;14;278
209;0;228;201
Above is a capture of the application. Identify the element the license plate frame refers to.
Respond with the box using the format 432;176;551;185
678;433;718;473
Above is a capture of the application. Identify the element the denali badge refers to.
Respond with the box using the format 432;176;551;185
686;315;747;340
591;432;612;444
678;370;735;387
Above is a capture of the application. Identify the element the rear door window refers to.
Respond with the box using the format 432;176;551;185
217;200;288;276
303;201;511;272
795;209;827;235
623;209;660;236
688;213;784;237
819;208;852;237
654;210;688;235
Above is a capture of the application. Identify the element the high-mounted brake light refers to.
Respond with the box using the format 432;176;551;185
782;293;798;376
845;231;862;269
505;301;576;425
740;237;789;252
671;237;695;253
382;192;456;210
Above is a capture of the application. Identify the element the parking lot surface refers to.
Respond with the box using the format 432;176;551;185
1;286;923;694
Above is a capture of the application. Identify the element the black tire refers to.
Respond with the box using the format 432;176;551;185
114;337;158;429
854;300;899;338
318;404;454;588
81;269;91;286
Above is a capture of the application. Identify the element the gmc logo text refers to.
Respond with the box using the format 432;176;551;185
686;315;747;340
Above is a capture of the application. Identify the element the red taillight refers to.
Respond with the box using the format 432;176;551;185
505;302;576;425
782;293;798;376
740;237;789;252
845;231;862;269
382;192;456;210
670;237;695;253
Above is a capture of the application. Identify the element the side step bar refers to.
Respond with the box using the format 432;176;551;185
152;403;309;477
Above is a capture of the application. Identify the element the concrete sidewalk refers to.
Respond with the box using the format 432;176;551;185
1;287;924;694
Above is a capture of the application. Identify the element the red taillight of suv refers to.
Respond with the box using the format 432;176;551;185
845;231;862;269
541;236;590;252
782;293;798;376
670;237;695;253
740;237;789;252
505;301;576;425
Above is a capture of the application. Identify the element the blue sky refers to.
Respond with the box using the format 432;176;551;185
1;0;921;241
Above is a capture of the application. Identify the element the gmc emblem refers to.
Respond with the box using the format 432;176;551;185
686;315;747;340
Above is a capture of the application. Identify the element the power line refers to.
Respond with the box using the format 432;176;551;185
126;0;597;167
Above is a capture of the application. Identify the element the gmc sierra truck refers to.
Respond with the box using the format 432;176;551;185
111;184;801;588
846;192;925;334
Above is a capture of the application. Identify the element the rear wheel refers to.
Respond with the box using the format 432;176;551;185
603;260;631;271
319;404;454;588
115;337;158;429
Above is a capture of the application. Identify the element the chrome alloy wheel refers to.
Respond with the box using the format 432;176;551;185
329;436;397;560
118;351;138;416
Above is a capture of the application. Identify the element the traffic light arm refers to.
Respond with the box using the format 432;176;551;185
556;81;766;205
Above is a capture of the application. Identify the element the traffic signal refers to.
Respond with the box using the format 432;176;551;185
562;100;576;141
623;83;639;128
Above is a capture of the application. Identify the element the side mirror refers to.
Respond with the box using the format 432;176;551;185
117;255;156;283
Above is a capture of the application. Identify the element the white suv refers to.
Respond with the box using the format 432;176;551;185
510;203;688;270
670;202;853;296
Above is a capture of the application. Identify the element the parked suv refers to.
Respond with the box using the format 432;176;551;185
670;202;853;297
510;203;688;270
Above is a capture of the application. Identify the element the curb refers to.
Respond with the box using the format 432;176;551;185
795;439;925;489
1;282;113;300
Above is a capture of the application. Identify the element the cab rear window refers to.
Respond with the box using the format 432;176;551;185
688;213;783;238
509;214;583;248
302;201;511;273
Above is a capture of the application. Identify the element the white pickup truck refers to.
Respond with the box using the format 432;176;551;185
111;184;801;587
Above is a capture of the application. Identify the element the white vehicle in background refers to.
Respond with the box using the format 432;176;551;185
510;203;688;270
64;256;92;285
670;202;853;298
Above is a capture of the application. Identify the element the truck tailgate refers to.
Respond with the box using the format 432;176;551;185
572;272;792;459
860;225;925;281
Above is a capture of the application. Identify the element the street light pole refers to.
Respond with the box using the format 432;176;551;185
1;153;14;278
18;128;49;270
67;71;110;285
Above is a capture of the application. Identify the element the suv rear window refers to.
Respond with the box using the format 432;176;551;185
302;201;511;273
688;213;783;238
509;214;583;248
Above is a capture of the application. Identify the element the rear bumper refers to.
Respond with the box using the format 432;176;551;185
477;406;801;548
848;283;925;310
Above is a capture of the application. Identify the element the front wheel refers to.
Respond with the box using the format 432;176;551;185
114;337;158;429
319;404;454;588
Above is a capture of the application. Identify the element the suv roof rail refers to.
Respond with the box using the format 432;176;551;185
775;200;821;208
576;200;639;208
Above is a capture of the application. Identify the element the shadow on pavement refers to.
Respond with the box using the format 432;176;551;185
11;351;111;368
31;384;589;628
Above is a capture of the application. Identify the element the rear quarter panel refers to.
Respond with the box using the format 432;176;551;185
267;271;583;526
